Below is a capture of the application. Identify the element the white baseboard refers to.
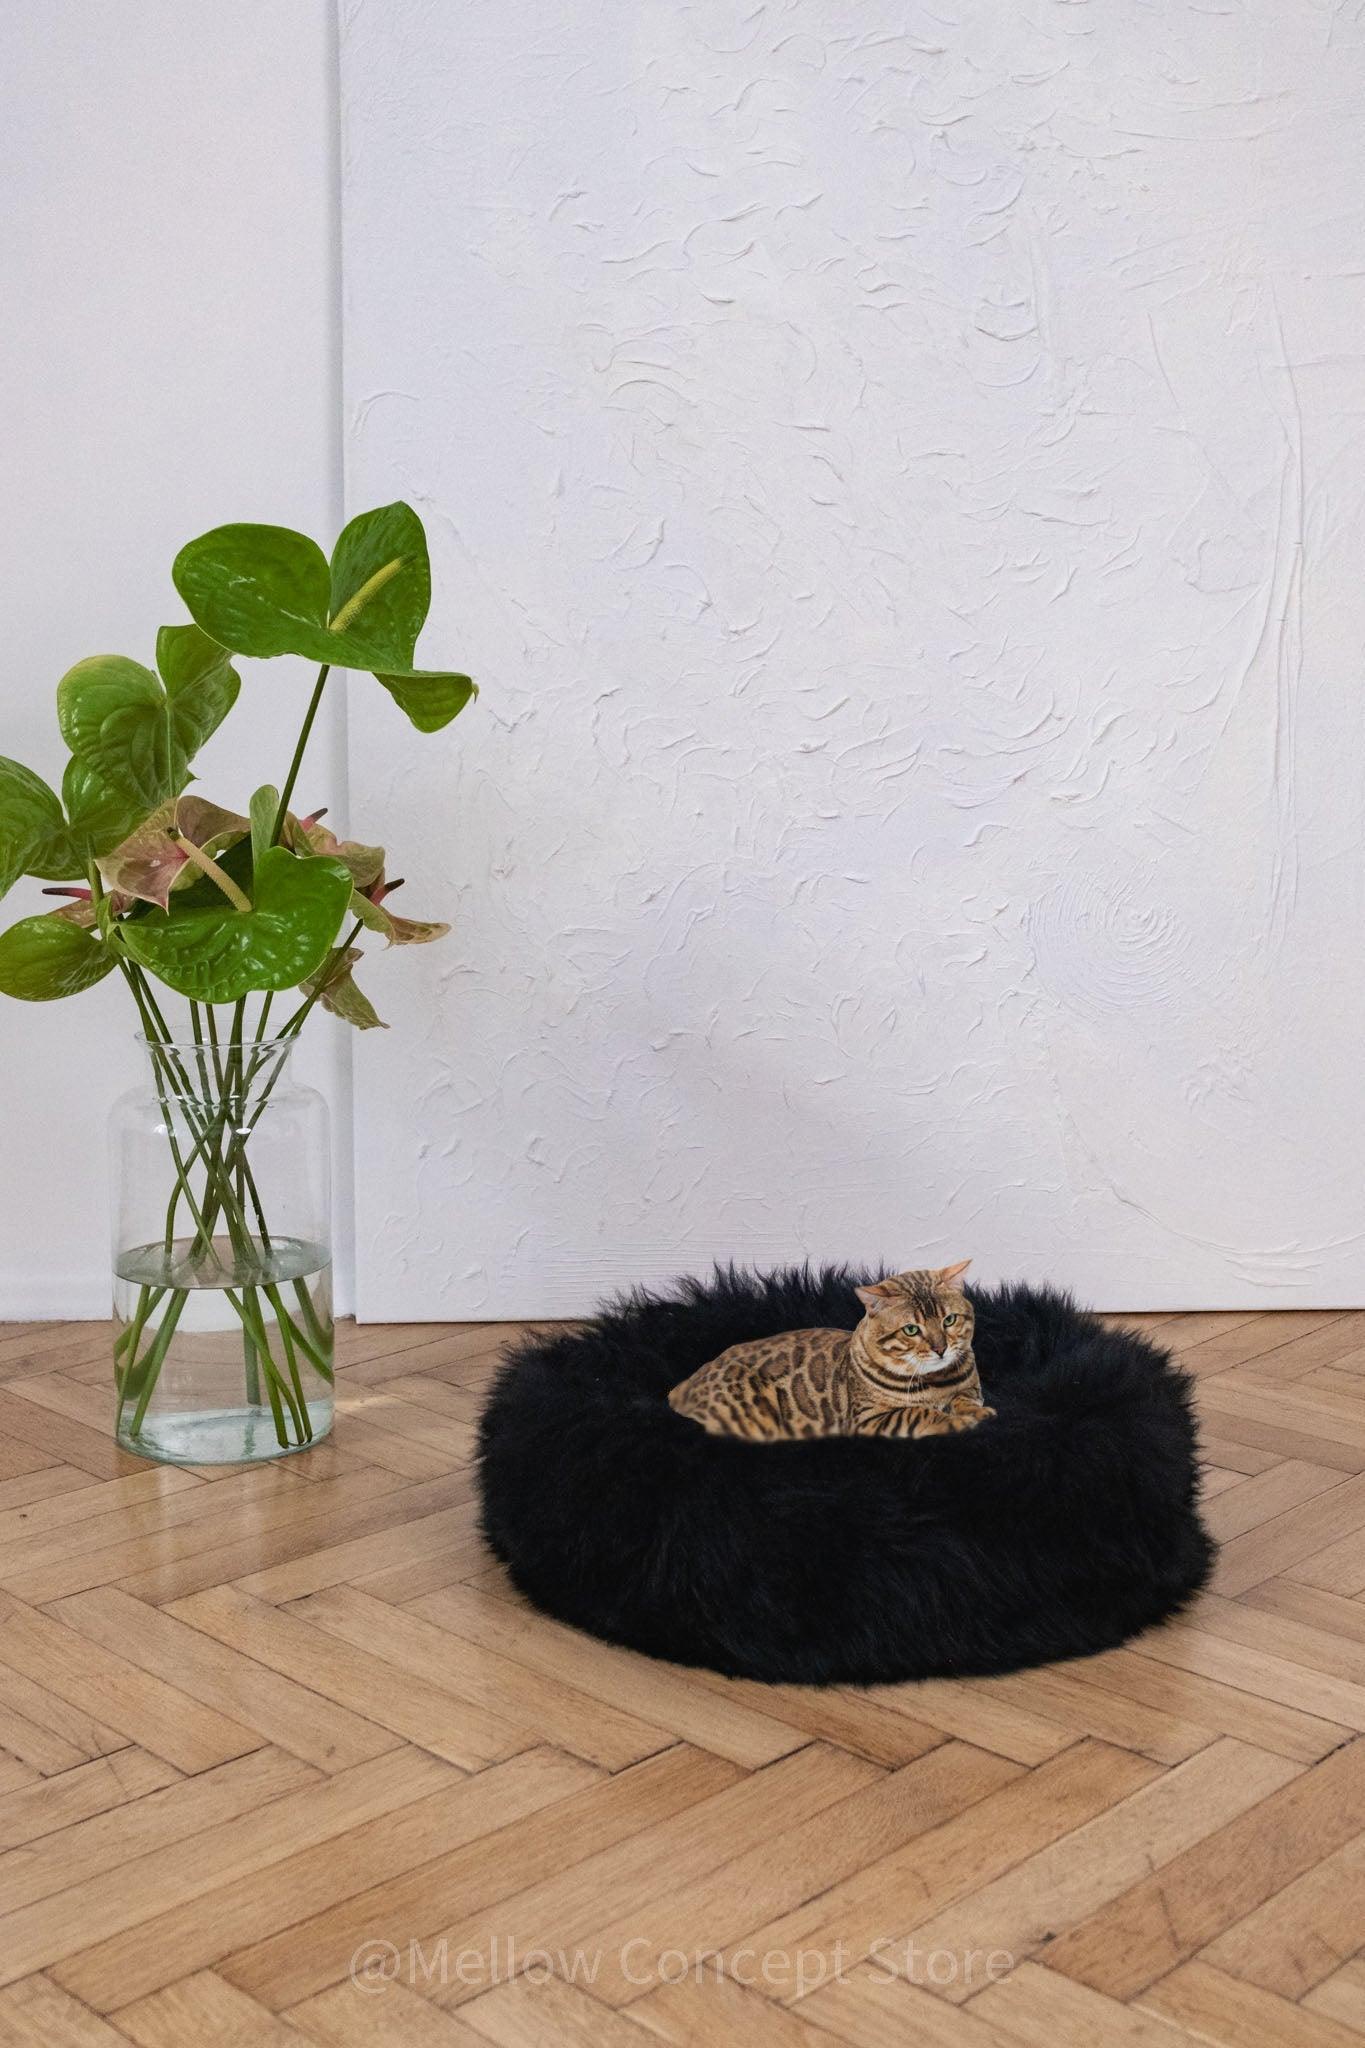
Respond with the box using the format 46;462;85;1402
0;1276;114;1321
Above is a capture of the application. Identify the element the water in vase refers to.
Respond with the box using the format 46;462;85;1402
113;1233;334;1464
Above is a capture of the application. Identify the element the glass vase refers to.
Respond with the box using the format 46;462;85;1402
109;1036;334;1464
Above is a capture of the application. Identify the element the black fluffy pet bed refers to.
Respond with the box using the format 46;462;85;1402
477;1267;1212;1685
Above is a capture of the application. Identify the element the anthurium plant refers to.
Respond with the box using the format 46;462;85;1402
0;503;472;1455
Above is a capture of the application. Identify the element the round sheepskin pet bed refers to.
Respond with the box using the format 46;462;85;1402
476;1268;1212;1685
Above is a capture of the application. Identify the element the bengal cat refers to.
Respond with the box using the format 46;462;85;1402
667;1261;993;1441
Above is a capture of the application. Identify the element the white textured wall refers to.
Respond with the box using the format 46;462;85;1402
341;0;1365;1316
0;2;347;1316
9;3;1362;1320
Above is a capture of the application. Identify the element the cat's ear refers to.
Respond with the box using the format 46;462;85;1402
937;1258;972;1285
854;1280;899;1310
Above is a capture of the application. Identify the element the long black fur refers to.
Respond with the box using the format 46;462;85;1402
476;1267;1213;1685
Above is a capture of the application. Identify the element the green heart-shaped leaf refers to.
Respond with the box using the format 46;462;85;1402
376;670;476;734
154;625;241;758
0;759;165;901
249;785;279;868
0;754;141;894
119;846;352;1003
0;620;249;903
0;913;117;1000
0;760;75;895
172;525;334;661
60;757;147;860
57;658;171;812
172;504;428;668
173;504;476;734
328;502;429;663
56;630;240;815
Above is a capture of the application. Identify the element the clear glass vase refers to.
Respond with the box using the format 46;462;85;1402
109;1036;334;1464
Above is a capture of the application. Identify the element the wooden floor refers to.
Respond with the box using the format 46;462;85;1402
1;1315;1364;2046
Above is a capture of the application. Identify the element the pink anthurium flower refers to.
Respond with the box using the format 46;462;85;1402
98;796;249;912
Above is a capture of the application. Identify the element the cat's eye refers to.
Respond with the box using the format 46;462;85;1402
944;1313;958;1326
901;1323;921;1338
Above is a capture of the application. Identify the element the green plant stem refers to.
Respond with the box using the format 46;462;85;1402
241;1313;262;1411
138;982;253;1264
234;1284;306;1441
120;1005;329;1444
116;1284;157;1396
266;1284;311;1438
126;1289;189;1435
204;926;360;1201
103;638;349;1449
133;998;314;1332
250;1306;287;1443
115;1288;163;1360
117;971;211;1234
268;1287;331;1377
92;877;244;1270
113;966;310;1438
188;1001;211;1092
291;1276;332;1363
108;968;228;1244
271;663;330;841
236;1156;262;1407
198;1004;238;1247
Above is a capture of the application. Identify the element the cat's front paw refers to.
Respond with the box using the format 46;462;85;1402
910;1412;953;1437
947;1396;994;1422
937;1403;992;1433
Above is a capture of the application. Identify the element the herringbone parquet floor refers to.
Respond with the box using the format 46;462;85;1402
1;1311;1365;2045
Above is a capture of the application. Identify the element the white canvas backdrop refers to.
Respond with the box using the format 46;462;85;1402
340;0;1365;1315
0;0;347;1316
